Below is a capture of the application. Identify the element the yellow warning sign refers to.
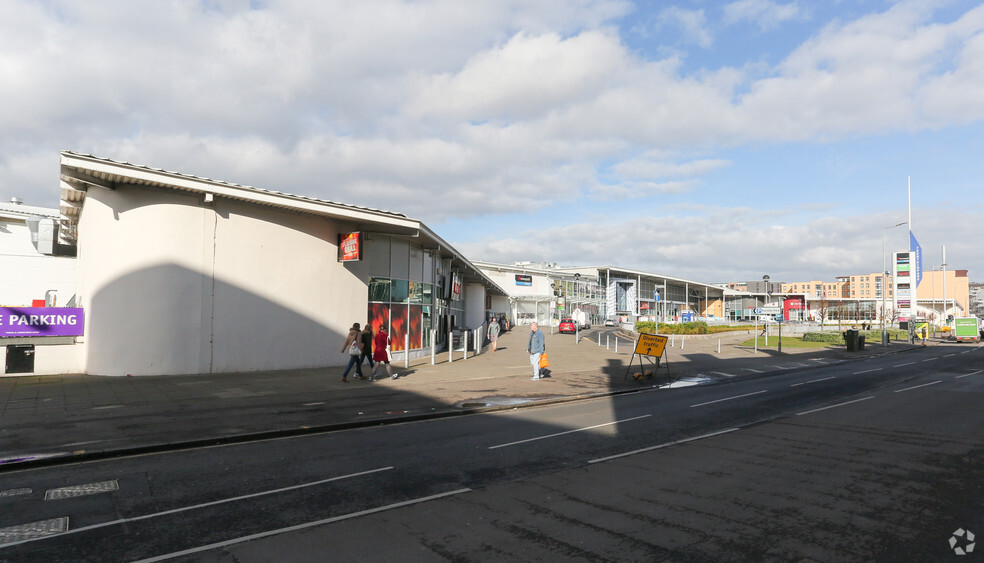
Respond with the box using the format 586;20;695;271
634;333;668;358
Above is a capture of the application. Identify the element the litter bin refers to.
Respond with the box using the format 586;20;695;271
858;335;865;351
844;329;859;352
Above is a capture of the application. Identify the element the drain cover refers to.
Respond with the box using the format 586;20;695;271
45;480;119;500
0;517;69;545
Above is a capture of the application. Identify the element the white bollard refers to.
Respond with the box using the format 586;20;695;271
615;337;618;353
598;334;602;346
464;331;469;360
718;338;721;354
404;334;410;369
475;329;480;354
606;335;610;350
681;336;685;349
431;330;436;365
449;332;453;363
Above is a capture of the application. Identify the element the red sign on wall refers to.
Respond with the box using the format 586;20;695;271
338;232;362;262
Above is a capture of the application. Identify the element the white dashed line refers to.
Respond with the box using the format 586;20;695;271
691;390;767;408
956;370;981;379
893;362;915;367
588;428;740;464
853;368;882;375
790;376;835;387
489;415;651;449
894;381;942;393
797;396;874;416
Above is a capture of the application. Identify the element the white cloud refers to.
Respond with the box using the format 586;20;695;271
723;0;806;31
659;7;713;48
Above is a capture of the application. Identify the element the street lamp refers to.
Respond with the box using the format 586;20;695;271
764;275;781;353
882;221;908;345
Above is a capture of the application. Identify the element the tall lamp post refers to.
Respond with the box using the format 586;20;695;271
763;275;781;353
882;221;908;345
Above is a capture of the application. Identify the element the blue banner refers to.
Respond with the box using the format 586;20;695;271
909;232;923;287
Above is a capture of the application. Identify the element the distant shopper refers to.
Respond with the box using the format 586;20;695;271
488;317;501;352
527;322;546;380
360;326;374;369
340;323;364;382
370;325;396;381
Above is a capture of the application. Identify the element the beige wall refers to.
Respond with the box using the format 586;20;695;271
917;270;970;313
78;185;367;376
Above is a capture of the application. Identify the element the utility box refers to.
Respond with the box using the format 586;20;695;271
5;344;36;374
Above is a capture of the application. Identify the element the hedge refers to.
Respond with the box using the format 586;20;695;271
636;322;757;335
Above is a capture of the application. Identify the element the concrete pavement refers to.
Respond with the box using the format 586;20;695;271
0;326;918;471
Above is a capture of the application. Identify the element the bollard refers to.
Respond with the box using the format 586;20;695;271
670;335;675;347
606;335;610;350
681;336;685;349
431;330;435;365
449;332;453;363
475;329;481;354
598;333;602;346
718;338;721;354
405;334;410;369
615;337;618;353
464;331;469;360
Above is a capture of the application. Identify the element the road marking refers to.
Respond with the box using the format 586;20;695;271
790;363;810;368
92;405;124;410
956;370;982;379
742;368;763;373
769;365;792;370
302;402;325;406
894;380;942;393
796;396;874;416
790;376;835;387
690;390;766;408
488;415;651;449
710;371;737;377
893;362;915;367
922;358;936;362
853;368;882;374
588;428;740;464
0;467;393;549
132;488;472;563
944;353;956;357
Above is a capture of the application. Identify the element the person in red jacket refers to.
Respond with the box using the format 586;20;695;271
370;325;396;381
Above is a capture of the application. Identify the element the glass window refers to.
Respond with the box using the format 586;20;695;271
367;236;390;278
409;281;424;304
369;277;391;302
409;244;424;281
390;238;410;280
391;279;410;303
422;283;433;305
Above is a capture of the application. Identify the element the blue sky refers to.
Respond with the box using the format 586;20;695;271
1;0;982;283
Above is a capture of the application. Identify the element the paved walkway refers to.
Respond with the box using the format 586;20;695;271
0;327;918;471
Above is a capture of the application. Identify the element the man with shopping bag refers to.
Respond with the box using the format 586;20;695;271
527;322;546;380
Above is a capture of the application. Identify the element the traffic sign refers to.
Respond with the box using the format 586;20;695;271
634;334;668;358
760;306;781;314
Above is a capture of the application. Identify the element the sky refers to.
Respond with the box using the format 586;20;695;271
2;0;982;284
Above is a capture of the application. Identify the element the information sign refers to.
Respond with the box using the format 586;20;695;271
634;333;668;358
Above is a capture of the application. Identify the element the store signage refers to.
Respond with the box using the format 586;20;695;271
0;307;85;337
515;274;532;286
338;232;362;262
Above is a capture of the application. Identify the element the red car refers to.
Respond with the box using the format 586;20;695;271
558;318;577;334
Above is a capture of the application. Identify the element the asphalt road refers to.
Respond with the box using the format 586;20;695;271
1;343;981;561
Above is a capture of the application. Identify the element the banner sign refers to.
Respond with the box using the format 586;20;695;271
909;232;923;287
338;232;362;262
515;274;532;286
0;307;85;337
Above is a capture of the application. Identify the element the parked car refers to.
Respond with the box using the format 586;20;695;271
604;318;616;327
558;318;577;334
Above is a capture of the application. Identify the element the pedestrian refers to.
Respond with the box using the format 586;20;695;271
360;325;374;369
340;323;365;382
370;325;396;381
488;317;501;352
527;322;546;380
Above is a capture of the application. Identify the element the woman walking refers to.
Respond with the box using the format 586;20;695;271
360;325;374;369
370;325;396;381
340;323;365;382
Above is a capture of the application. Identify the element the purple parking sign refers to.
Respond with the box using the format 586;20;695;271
0;307;85;337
